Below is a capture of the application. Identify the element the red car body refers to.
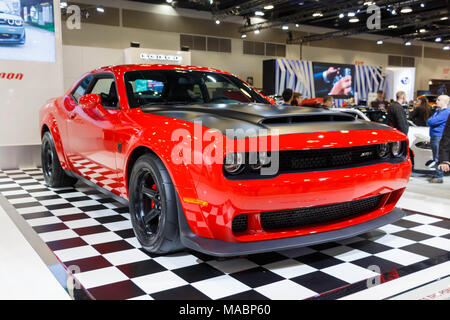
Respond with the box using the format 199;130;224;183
40;64;411;256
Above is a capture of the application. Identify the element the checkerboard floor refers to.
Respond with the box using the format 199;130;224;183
1;168;449;300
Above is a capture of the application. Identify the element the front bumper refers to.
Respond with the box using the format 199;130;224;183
178;195;406;257
0;25;25;43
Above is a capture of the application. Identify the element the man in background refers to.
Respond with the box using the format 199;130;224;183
371;90;388;110
438;116;450;174
427;95;450;183
321;96;334;109
387;91;409;135
281;88;293;106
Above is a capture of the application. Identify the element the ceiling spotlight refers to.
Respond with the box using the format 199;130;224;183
339;13;345;19
420;3;425;8
391;8;397;15
444;45;450;51
215;19;220;24
60;2;68;8
264;5;274;10
254;29;260;34
348;12;356;17
435;37;442;42
419;29;427;33
312;12;323;17
166;0;173;3
295;24;300;28
401;6;413;14
255;11;264;16
364;1;375;5
404;41;412;46
349;17;360;23
241;33;247;38
388;24;398;29
441;17;448;21
282;25;289;30
96;7;104;13
377;40;384;45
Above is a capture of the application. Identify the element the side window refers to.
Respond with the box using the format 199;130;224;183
88;76;119;108
72;75;93;103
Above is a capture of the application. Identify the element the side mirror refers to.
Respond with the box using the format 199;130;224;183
79;94;107;117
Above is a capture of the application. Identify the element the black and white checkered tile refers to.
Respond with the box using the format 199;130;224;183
1;168;449;300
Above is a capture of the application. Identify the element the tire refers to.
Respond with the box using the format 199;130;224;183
128;153;183;254
41;132;78;187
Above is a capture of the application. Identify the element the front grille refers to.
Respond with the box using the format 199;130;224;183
279;145;381;172
260;195;384;231
232;214;248;233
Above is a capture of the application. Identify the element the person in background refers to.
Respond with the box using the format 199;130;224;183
438;116;450;174
409;96;432;127
321;96;334;109
291;92;303;106
281;88;293;106
427;95;450;183
371;90;388;110
387;91;409;135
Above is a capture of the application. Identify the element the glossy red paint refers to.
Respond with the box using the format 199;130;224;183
40;64;411;248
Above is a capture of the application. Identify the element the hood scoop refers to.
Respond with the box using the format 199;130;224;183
260;113;356;125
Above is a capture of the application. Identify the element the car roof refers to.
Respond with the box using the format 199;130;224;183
93;64;234;76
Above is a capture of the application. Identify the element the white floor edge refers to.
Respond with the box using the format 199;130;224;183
340;261;450;300
0;205;71;300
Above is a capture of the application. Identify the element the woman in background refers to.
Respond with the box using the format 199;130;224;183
291;92;303;106
409;96;432;127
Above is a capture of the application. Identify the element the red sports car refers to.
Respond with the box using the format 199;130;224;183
40;64;411;256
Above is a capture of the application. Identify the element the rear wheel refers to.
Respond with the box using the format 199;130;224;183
129;153;183;254
41;132;78;187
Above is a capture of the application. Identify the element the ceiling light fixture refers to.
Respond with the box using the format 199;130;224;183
377;40;384;45
435;37;442;42
349;17;359;23
282;25;289;30
96;7;104;13
241;33;247;38
254;29;260;34
401;6;413;14
264;5;274;10
255;11;264;16
388;24;398;29
444;45;450;51
312;12;323;17
441;17;448;21
404;40;412;46
166;0;173;3
215;19;220;24
339;13;345;19
419;28;426;33
348;12;356;17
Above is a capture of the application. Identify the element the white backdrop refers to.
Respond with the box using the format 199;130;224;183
385;67;416;102
0;0;63;147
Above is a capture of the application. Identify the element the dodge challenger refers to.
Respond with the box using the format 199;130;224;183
40;64;411;256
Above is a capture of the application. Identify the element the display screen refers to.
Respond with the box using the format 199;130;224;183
0;0;55;62
312;62;355;98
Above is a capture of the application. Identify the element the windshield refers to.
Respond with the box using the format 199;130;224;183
0;2;12;14
124;70;270;108
426;96;437;103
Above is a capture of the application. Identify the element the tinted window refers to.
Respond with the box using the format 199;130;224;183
89;76;119;108
124;70;270;108
72;75;93;103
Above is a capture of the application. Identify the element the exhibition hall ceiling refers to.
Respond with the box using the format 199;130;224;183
130;0;449;45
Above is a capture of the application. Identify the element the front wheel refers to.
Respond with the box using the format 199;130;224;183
41;132;78;187
128;153;183;254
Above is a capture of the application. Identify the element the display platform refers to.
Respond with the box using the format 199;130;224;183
0;168;449;300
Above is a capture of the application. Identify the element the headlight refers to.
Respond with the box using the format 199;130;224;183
224;153;244;174
377;143;389;158
15;19;23;26
249;151;271;170
7;19;15;25
390;141;402;157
